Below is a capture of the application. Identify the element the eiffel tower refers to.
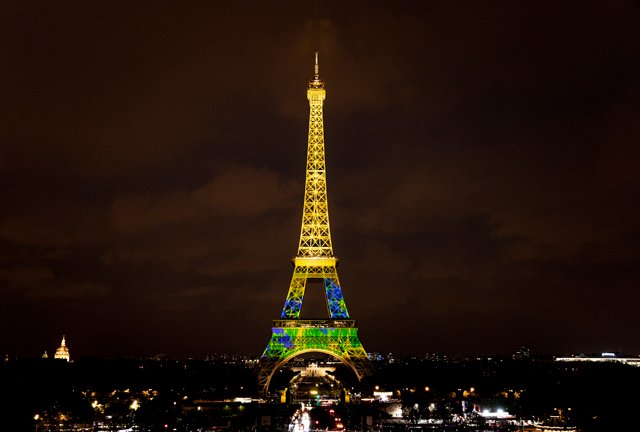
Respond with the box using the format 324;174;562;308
258;54;371;394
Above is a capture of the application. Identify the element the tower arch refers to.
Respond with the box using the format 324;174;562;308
260;347;364;394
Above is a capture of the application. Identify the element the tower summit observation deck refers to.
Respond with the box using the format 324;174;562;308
258;54;371;394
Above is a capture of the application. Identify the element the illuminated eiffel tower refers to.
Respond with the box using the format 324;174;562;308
258;54;371;393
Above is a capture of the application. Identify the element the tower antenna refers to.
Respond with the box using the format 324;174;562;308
314;51;319;80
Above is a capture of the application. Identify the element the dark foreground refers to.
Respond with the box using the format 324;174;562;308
1;355;638;431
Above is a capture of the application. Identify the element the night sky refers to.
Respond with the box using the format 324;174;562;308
1;1;639;359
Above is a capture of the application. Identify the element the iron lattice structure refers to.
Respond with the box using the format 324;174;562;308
259;54;371;393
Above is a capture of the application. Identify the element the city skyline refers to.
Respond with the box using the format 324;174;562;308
1;1;639;358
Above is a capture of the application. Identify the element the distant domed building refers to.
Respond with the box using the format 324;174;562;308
54;335;70;362
42;351;48;359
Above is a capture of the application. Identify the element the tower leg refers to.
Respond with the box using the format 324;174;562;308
324;275;349;319
280;270;307;318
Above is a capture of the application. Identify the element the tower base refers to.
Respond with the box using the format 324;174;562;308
258;319;372;394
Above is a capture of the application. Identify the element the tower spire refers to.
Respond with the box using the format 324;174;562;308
314;51;319;80
309;52;325;89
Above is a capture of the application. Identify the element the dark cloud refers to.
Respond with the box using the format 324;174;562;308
110;166;298;234
1;1;639;358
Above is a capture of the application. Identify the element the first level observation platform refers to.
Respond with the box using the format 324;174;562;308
273;319;356;328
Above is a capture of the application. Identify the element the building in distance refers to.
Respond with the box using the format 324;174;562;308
556;352;640;366
54;335;70;362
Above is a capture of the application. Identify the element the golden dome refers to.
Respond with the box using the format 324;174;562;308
54;335;70;362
